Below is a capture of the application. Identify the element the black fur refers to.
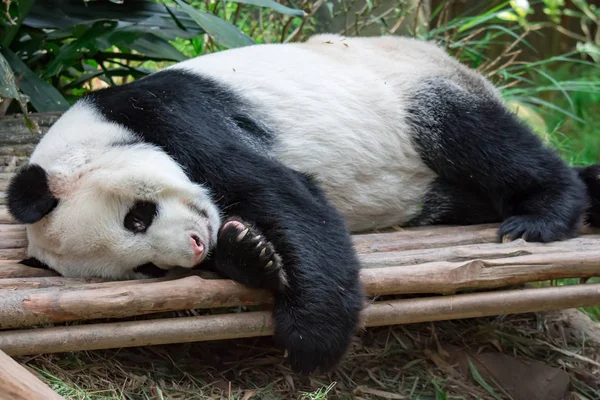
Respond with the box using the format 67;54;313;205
20;257;52;270
407;78;587;242
211;217;287;294
84;69;364;375
124;200;158;233
575;164;600;227
7;164;59;224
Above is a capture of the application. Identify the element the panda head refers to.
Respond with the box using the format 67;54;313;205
6;103;221;280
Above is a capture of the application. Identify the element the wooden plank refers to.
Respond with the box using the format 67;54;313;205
0;112;60;146
1;249;600;329
0;208;16;224
0;284;598;357
0;349;62;400
0;263;58;279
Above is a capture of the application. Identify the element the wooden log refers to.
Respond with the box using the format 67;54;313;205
1;238;599;287
0;277;105;290
0;156;28;174
360;236;600;268
0;275;272;329
0;112;60;146
352;224;501;253
0;349;63;400
1;250;600;329
0;208;16;224
0;263;58;279
361;250;600;295
0;284;599;357
0;249;27;261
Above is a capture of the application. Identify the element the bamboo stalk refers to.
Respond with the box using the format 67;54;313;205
0;208;15;224
360;236;600;268
352;224;501;253
0;275;272;329
1;250;600;329
0;263;58;279
0;284;598;357
0;350;63;400
0;277;105;290
0;249;27;261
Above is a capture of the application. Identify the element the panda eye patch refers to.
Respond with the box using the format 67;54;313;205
124;200;158;233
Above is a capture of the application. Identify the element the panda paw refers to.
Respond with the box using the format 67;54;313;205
499;215;574;243
214;217;287;293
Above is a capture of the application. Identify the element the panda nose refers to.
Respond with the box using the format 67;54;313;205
189;234;205;256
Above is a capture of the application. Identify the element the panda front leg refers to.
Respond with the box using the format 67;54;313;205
210;216;287;293
407;78;587;242
206;173;364;375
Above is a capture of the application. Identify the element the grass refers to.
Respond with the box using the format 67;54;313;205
16;312;600;399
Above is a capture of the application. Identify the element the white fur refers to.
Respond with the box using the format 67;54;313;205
27;103;221;279
170;34;501;231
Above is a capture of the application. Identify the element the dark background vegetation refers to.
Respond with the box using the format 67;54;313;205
1;1;599;398
1;0;599;165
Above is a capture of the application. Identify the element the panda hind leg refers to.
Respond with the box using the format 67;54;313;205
407;78;587;243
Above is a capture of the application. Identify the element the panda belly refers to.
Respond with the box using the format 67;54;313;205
271;128;435;232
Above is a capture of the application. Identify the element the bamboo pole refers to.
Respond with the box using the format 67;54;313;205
0;284;598;357
0;275;272;329
0;277;105;290
359;236;600;268
0;350;63;400
0;263;58;279
1;250;600;329
0;249;27;261
0;208;15;224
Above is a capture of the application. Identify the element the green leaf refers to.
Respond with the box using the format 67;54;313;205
62;67;148;90
497;11;519;21
458;1;511;32
0;0;36;47
128;34;188;62
174;0;255;49
228;0;306;17
468;360;503;400
24;0;205;41
0;47;69;112
0;51;39;132
43;20;120;78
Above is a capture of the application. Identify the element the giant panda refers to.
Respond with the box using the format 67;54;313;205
7;34;600;374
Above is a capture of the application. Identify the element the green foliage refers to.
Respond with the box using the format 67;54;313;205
0;0;598;171
0;0;306;116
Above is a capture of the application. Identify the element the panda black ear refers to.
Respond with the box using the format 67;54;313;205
7;164;58;224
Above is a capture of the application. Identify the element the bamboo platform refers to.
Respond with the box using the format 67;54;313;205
0;113;599;359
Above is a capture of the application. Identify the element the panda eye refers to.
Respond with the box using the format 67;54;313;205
124;200;158;233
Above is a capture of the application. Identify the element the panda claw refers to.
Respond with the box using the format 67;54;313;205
216;216;286;293
237;228;249;241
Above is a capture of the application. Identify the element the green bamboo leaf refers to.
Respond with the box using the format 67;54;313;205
43;20;120;78
228;0;306;17
0;51;40;133
1;47;69;112
173;0;255;49
24;0;205;40
468;360;504;400
128;33;188;61
0;0;35;47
